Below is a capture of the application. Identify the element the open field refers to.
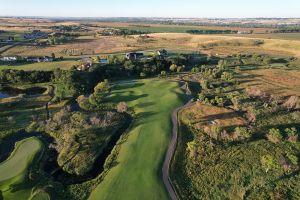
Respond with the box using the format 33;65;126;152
0;137;43;200
89;79;184;200
90;22;273;33
231;33;300;41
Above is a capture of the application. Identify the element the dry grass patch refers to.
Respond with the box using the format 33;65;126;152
181;102;246;130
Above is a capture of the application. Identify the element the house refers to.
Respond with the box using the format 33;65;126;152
23;30;47;40
237;30;251;34
82;57;93;65
77;63;91;71
126;52;144;60
0;56;17;62
157;49;168;57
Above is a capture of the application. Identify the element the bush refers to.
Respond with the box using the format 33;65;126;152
267;128;283;143
285;127;298;143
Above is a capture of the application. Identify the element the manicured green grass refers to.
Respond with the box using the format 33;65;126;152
0;60;79;71
88;79;184;200
0;137;43;200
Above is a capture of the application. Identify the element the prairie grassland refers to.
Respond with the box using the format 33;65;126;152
239;67;300;96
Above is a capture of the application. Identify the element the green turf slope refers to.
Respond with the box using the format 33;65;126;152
0;137;43;200
89;79;184;200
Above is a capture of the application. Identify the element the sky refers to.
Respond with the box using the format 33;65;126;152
0;0;300;18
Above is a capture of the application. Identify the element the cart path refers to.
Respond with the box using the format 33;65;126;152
162;93;194;200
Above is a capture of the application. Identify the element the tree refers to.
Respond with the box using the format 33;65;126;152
200;80;209;90
89;80;110;105
94;80;109;93
169;64;178;72
198;93;206;102
214;96;224;107
217;59;229;70
124;60;135;72
117;102;128;113
191;67;200;73
177;66;183;73
267;128;283;143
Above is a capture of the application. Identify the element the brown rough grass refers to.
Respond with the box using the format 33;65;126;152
240;68;300;97
181;102;246;130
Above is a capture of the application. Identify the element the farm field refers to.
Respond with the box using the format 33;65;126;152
231;33;300;41
89;79;185;200
3;33;300;60
0;137;43;200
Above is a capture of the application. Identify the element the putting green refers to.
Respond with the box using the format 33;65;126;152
0;137;43;200
89;79;184;200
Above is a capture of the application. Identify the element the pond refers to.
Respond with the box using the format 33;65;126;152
0;86;47;99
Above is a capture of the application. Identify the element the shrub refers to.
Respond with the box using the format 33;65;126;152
261;155;277;172
285;127;298;143
233;127;252;140
160;71;167;77
267;128;283;143
283;96;299;110
221;72;233;81
117;102;128;113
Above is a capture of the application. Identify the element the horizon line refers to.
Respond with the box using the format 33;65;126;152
1;15;300;19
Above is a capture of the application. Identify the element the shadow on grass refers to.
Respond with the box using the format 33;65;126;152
135;101;155;108
110;93;148;103
134;111;157;126
113;82;145;90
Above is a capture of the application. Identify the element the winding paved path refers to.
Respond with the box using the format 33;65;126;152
162;82;194;200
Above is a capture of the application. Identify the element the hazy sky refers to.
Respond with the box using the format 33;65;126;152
0;0;299;18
